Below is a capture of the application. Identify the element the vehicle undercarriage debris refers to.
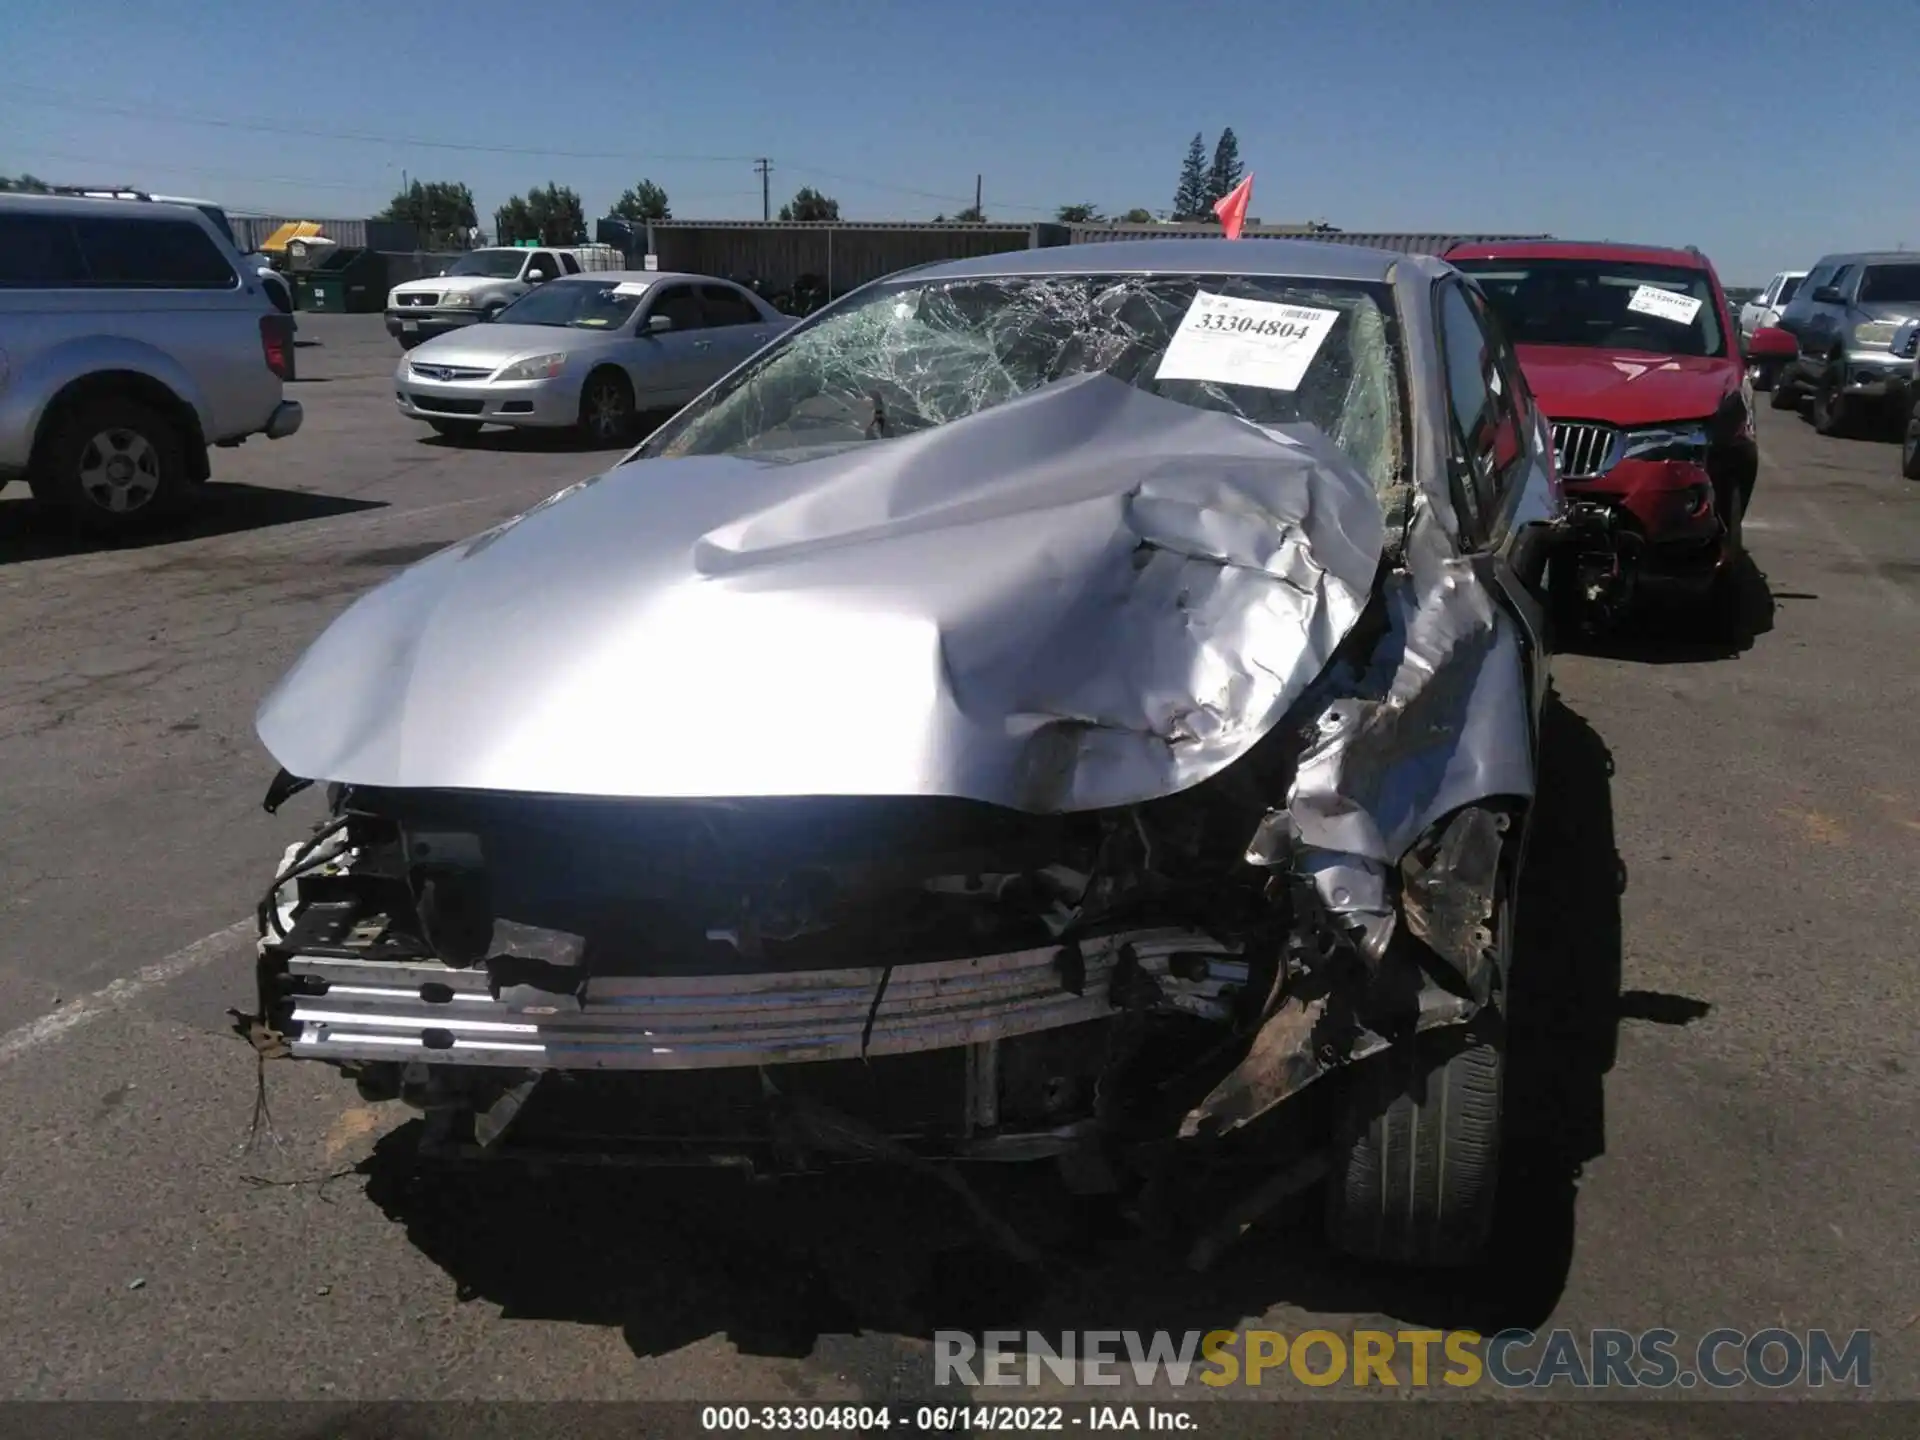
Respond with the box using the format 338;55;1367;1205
243;252;1557;1269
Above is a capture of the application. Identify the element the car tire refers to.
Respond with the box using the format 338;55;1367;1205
1902;403;1920;481
427;419;482;442
1769;368;1802;410
1745;361;1774;393
1811;372;1851;436
1325;1018;1505;1268
32;396;191;535
578;368;636;445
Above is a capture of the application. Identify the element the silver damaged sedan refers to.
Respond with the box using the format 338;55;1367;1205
394;270;792;444
251;239;1568;1271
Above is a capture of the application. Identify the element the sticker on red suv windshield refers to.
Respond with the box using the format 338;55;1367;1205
1155;291;1340;391
1625;285;1703;326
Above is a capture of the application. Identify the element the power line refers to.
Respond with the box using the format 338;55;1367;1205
6;84;1064;218
2;86;760;165
781;164;1053;216
11;147;382;194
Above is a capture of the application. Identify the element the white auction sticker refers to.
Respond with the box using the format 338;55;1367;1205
613;280;653;297
1625;285;1703;326
1155;291;1341;392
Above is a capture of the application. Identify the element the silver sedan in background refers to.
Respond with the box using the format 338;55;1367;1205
393;271;793;444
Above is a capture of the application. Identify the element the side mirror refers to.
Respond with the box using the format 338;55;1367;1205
528;270;550;283
1812;285;1843;304
1747;325;1797;361
646;314;674;334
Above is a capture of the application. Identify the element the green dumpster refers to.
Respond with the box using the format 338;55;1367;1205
301;274;347;312
305;248;390;313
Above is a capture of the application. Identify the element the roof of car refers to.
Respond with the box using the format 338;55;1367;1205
0;191;216;223
1443;239;1711;269
1812;251;1920;267
899;238;1413;284
548;269;721;287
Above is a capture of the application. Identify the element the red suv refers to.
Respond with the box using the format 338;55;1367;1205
1444;241;1756;634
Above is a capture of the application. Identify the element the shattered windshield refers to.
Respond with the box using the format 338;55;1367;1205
493;279;643;329
639;272;1406;496
1453;258;1726;358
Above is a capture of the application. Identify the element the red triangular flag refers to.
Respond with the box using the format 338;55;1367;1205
1213;174;1253;240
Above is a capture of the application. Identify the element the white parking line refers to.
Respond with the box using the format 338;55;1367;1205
0;919;254;1066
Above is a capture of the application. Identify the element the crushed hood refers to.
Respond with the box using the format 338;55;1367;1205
255;373;1386;813
1515;344;1738;426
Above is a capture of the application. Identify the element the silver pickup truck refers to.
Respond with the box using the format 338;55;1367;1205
0;192;302;534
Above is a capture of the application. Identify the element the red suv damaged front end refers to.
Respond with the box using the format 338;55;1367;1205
1445;241;1756;633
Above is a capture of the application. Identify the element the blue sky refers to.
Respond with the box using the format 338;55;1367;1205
4;0;1914;284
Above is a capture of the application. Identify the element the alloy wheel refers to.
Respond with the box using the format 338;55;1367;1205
585;380;631;442
76;428;162;514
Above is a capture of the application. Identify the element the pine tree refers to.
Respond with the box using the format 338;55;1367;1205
1172;134;1210;221
612;179;671;222
778;187;840;222
1207;128;1244;207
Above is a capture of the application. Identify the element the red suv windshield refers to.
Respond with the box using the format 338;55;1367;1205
1451;258;1726;360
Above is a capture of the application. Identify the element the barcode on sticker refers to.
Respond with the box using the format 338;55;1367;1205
1155;291;1341;392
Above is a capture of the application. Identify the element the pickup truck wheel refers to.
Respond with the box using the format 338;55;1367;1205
1901;403;1920;480
34;397;189;533
1769;369;1802;409
1811;373;1851;436
426;419;483;442
579;369;635;444
1325;1019;1505;1268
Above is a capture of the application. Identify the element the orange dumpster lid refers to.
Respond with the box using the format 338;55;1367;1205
260;221;325;252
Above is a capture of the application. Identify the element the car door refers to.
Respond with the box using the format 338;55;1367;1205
698;283;782;370
1742;275;1779;338
1438;277;1554;710
1804;263;1853;359
631;282;712;401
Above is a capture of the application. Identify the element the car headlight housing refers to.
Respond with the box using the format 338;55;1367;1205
1894;321;1920;360
1619;422;1711;465
1851;320;1899;351
439;291;475;310
495;352;566;382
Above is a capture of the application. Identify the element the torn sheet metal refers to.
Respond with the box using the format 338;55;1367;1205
256;373;1385;812
1180;984;1478;1140
1285;562;1535;862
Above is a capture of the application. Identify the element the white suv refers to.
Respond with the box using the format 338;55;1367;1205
0;193;303;534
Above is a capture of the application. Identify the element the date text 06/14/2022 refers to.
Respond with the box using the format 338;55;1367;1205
701;1406;1195;1431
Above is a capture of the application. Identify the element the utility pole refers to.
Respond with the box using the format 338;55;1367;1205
755;158;772;221
974;174;982;215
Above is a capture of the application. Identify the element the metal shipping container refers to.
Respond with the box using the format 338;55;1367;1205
641;221;1072;300
231;216;421;254
1062;223;1553;255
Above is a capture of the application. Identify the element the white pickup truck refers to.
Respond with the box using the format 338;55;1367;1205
385;245;622;349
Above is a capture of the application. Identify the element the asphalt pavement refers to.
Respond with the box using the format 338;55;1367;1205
1;316;1916;1424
